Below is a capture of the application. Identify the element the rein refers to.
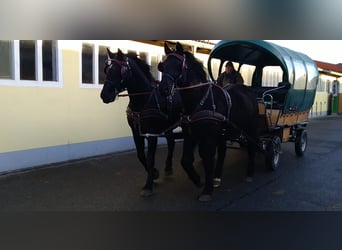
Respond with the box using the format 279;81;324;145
175;81;213;91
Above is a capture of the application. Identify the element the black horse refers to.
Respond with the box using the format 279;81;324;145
100;48;182;197
159;42;259;201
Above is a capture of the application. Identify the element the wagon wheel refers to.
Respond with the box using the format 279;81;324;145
265;136;281;171
295;129;307;157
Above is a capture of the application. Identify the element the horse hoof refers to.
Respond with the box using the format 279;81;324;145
198;194;212;202
213;178;221;188
165;169;173;177
140;189;153;197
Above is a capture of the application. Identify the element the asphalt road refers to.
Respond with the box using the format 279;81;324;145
1;115;342;211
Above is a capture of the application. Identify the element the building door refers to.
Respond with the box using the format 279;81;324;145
332;80;339;114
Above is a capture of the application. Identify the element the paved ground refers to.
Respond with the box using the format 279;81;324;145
1;115;342;211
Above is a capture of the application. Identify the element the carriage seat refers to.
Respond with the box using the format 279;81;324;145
253;82;290;129
251;82;290;109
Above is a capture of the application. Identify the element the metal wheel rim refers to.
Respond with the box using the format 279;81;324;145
273;137;281;166
300;133;307;152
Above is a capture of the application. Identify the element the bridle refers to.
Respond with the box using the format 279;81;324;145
104;58;131;78
104;57;153;97
161;53;188;96
104;57;132;93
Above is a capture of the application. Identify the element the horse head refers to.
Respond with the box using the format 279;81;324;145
158;42;188;97
159;42;207;97
100;48;131;104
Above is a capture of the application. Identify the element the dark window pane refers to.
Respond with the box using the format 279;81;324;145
20;40;36;80
139;52;147;62
0;40;13;79
128;50;136;55
151;55;158;79
82;43;93;84
98;45;107;84
42;40;57;81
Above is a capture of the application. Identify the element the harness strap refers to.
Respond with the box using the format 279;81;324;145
183;110;227;124
126;106;140;125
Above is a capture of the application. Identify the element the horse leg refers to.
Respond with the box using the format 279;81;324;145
213;135;227;188
181;132;201;188
146;136;159;180
131;130;147;172
131;129;156;197
164;132;175;176
197;135;217;202
139;136;158;197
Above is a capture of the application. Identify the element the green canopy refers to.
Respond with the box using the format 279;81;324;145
208;40;319;113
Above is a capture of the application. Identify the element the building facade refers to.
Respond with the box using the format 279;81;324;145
0;40;214;173
0;40;340;174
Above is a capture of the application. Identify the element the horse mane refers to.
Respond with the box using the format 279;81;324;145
126;52;155;82
183;51;208;81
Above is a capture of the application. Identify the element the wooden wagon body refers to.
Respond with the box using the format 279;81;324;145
208;40;319;169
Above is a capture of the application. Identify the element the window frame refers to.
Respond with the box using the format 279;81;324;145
0;40;63;88
80;41;107;89
79;40;162;89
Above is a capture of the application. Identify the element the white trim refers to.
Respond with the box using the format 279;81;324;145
36;40;42;81
0;40;63;88
14;40;20;81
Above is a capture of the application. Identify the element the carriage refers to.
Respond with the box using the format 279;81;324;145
207;40;319;170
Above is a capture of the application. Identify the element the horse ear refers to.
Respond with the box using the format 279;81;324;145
117;48;124;56
106;48;114;58
176;42;184;54
164;42;173;55
107;48;113;57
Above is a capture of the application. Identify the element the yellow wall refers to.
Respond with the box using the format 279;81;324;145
311;92;330;116
1;47;131;154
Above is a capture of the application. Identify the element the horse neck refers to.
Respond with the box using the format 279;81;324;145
183;66;207;85
126;68;155;112
180;67;208;113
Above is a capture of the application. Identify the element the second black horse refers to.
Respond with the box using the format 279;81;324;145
159;42;259;201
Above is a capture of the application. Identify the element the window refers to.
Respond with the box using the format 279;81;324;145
262;66;283;87
82;43;94;84
81;42;111;87
317;78;326;92
0;40;62;87
98;45;107;84
0;40;13;79
20;40;36;80
209;58;221;81
240;64;256;86
139;52;148;62
79;41;162;88
42;40;58;81
150;55;159;80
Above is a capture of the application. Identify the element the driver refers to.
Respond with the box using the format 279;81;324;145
217;61;244;87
